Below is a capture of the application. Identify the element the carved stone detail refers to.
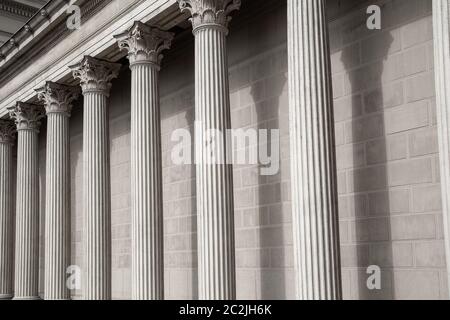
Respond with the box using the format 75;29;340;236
0;120;16;145
8;102;45;132
115;21;174;67
178;0;241;32
36;82;80;116
69;56;121;96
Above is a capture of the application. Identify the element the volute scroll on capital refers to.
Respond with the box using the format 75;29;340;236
35;81;80;116
115;21;174;67
178;0;241;33
69;56;121;96
8;102;45;132
0;120;17;145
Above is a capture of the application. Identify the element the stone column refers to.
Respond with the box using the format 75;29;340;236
8;102;45;300
433;0;450;295
178;0;240;300
70;56;120;300
36;82;79;300
0;120;16;300
287;0;342;300
115;22;173;300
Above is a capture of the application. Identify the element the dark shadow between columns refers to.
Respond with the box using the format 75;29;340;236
341;26;395;300
251;69;287;299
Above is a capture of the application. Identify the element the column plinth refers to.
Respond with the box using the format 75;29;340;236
36;82;80;300
115;21;173;300
8;102;45;300
0;120;16;300
70;56;120;300
288;0;342;300
178;0;240;300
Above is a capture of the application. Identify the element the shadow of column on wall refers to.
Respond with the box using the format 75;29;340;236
188;106;198;299
160;30;198;298
251;69;288;299
341;27;395;299
69;100;83;300
164;85;198;299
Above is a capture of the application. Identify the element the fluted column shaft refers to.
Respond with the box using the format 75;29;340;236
44;113;70;299
15;131;39;300
195;25;235;300
37;82;79;300
70;56;120;300
8;102;44;300
433;0;450;295
116;22;173;300
178;0;241;300
0;121;15;300
84;92;111;300
288;0;342;300
130;63;163;300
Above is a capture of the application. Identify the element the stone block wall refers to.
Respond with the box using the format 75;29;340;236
330;0;447;299
34;0;448;300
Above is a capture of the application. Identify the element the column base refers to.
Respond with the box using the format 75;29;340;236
0;294;13;300
13;296;41;300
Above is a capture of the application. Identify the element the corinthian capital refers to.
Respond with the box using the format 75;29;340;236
8;102;45;132
178;0;241;32
36;82;80;116
115;21;174;67
0;120;16;145
69;56;121;96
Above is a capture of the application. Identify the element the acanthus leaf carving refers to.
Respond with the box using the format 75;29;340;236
8;102;45;132
0;120;16;145
35;81;80;116
178;0;241;32
115;21;174;67
69;56;121;96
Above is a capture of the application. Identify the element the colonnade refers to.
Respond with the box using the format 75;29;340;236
0;0;343;300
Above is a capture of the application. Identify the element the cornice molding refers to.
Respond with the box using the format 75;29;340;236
0;0;38;19
0;0;112;63
0;0;178;118
0;0;112;84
